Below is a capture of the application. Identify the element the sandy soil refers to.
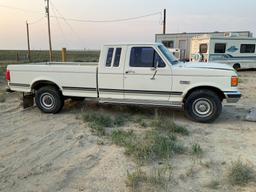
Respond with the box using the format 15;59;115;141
0;71;256;192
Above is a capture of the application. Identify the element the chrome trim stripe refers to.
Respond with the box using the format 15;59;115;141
63;86;182;96
63;87;96;91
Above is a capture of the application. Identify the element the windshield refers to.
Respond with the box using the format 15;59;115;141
158;44;179;65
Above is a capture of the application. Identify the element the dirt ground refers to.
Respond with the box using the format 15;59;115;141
0;71;256;192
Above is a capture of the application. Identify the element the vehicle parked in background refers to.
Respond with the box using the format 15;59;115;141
6;43;241;123
190;34;256;70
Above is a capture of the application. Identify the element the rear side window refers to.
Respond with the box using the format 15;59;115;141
130;47;165;68
113;48;122;67
106;48;114;67
214;43;226;53
240;44;255;53
199;44;208;53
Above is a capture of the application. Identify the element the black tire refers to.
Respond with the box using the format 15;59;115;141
184;89;222;123
35;86;64;114
233;63;241;71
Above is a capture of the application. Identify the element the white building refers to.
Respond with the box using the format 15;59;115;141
155;31;253;61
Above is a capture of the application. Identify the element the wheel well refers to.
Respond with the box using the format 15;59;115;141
32;81;61;92
183;86;225;103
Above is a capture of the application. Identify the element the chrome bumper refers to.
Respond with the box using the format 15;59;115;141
224;91;242;103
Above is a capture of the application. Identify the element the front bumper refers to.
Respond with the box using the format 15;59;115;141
224;91;242;103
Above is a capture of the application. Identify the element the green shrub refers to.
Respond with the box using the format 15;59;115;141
227;160;255;186
111;129;135;147
152;118;189;136
115;130;185;162
191;143;203;157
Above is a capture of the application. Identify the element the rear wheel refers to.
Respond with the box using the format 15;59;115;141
35;86;64;114
184;89;222;123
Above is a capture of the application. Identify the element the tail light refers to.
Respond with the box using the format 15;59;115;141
6;70;10;81
231;76;238;87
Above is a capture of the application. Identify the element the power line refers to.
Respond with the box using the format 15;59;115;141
0;4;40;14
28;16;45;25
50;1;84;45
50;11;162;23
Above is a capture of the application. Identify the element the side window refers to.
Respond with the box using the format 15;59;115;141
199;44;208;53
113;48;122;67
214;43;226;53
106;48;114;67
130;47;165;68
240;44;255;53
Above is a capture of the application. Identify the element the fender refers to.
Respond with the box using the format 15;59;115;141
30;76;63;92
181;82;225;98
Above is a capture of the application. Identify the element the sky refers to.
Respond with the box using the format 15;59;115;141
0;0;255;50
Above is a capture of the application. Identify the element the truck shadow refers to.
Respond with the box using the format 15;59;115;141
62;99;248;124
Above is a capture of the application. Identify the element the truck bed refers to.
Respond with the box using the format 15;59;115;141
8;62;99;98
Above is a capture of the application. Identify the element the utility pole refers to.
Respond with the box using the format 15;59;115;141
163;9;166;34
26;21;31;62
45;0;53;61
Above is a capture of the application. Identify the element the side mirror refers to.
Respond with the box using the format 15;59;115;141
151;61;159;71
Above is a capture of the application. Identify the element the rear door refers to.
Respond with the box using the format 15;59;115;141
123;46;172;102
98;46;126;99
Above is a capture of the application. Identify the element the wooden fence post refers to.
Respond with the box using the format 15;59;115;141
62;48;67;62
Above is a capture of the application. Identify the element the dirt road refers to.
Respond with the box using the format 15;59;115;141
0;71;256;192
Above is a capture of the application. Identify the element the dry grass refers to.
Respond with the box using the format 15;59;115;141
227;160;255;186
126;164;172;191
0;93;6;103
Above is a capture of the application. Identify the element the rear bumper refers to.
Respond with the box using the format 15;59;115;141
224;91;242;103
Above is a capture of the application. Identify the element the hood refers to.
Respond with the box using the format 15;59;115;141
177;62;234;71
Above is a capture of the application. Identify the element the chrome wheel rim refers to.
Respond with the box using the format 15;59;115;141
40;93;55;110
192;98;213;118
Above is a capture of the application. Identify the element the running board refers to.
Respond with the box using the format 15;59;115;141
99;98;183;108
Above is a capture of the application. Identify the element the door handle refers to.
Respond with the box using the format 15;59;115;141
125;70;135;74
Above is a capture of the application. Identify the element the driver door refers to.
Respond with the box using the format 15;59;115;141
123;46;172;102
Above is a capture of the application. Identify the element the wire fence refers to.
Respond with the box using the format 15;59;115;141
0;50;100;63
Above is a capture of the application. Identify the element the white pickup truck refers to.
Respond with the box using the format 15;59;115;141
6;43;241;123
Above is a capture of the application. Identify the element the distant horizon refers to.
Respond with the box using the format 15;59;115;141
1;0;255;50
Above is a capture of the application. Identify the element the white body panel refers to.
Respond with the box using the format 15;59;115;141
7;43;240;108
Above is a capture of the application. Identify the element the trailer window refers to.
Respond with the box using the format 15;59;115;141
113;48;122;67
106;48;114;67
162;41;174;48
130;47;165;68
214;43;226;53
240;44;255;53
199;44;208;53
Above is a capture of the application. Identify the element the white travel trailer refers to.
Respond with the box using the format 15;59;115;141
190;34;256;70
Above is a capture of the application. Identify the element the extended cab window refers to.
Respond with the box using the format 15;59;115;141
240;44;255;53
113;48;122;67
214;43;226;53
106;48;114;67
130;47;165;68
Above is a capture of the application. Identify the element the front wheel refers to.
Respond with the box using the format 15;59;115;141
184;90;222;123
35;86;64;114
